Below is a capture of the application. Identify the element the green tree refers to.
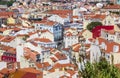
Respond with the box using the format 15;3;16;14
79;58;120;78
86;22;102;31
0;0;14;7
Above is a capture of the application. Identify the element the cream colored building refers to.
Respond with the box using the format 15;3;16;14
101;29;120;44
111;53;120;64
7;16;15;24
81;29;93;39
64;28;79;48
83;14;115;29
40;30;54;42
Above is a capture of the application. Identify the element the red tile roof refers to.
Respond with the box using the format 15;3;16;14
50;57;57;62
102;29;115;35
0;45;16;54
0;68;9;74
60;75;70;78
0;12;14;18
35;62;50;68
34;38;52;43
66;69;76;76
84;14;106;20
1;36;15;42
34;20;56;26
72;43;81;52
0;28;7;32
55;52;67;60
48;10;72;15
9;68;43;78
103;5;120;9
97;38;120;53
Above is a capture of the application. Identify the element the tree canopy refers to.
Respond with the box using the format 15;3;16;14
86;22;102;31
0;0;14;7
79;58;120;78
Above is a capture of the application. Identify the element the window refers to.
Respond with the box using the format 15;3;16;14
113;45;119;52
108;21;111;24
32;64;34;67
40;27;42;29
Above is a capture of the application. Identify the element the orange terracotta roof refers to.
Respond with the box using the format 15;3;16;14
66;69;76;76
0;68;9;74
60;75;70;78
97;37;107;45
28;31;37;36
106;42;120;53
97;38;120;53
12;27;21;32
17;34;29;37
9;68;43;78
34;20;56;26
0;45;16;54
53;63;75;69
30;42;38;47
1;36;15;42
35;63;42;68
103;5;120;9
50;57;57;62
48;10;72;15
0;35;4;39
0;73;3;78
72;43;81;52
48;67;55;72
20;68;42;74
102;29;115;35
62;48;70;51
43;62;50;67
24;47;39;61
41;29;53;34
58;15;68;18
35;62;50;68
34;38;52;43
0;28;7;32
55;52;67;60
85;44;91;48
84;14;106;20
0;12;14;18
73;16;79;19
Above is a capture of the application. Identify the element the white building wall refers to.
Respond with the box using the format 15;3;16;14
25;42;42;54
108;34;115;41
40;32;54;41
0;62;7;70
16;44;24;62
20;57;29;68
64;36;78;48
112;53;120;64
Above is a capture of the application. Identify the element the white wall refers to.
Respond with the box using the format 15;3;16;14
20;57;29;68
16;44;24;62
0;62;7;70
64;36;78;48
40;32;54;41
